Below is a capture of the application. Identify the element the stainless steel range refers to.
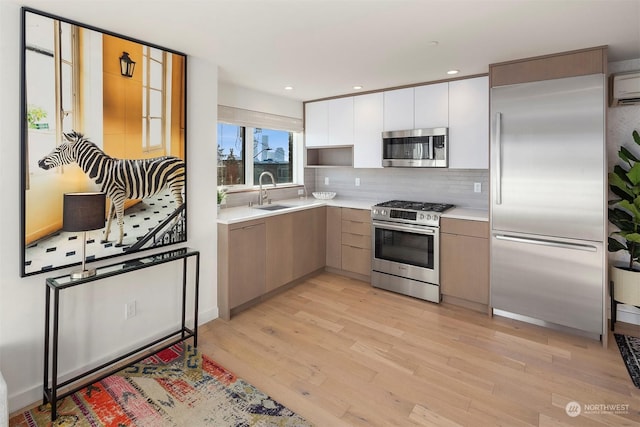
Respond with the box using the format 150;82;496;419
371;200;454;303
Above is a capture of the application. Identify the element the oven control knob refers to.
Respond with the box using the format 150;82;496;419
419;213;425;220
433;215;439;221
426;214;432;220
373;209;378;215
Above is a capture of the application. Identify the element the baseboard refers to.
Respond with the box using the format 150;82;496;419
617;304;640;326
8;307;219;414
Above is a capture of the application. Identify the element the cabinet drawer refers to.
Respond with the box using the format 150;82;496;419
441;218;488;238
342;208;371;223
341;245;371;276
342;232;371;249
342;219;371;236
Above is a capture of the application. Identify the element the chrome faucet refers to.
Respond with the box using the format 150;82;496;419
258;171;276;205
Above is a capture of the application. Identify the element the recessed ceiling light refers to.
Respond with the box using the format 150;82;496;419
429;41;439;47
353;85;363;90
284;86;294;91
447;70;459;75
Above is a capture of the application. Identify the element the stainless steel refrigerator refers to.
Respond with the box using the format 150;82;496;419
490;74;606;337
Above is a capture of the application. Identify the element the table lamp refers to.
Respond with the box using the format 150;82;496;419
63;192;106;279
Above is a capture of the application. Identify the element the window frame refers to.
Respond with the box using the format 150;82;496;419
217;123;302;190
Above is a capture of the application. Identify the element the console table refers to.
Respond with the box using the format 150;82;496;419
43;247;200;421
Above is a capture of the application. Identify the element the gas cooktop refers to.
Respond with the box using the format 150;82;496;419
374;200;454;213
371;200;455;226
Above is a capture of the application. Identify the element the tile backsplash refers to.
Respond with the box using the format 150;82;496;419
312;167;489;209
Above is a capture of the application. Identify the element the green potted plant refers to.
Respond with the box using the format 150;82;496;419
217;187;227;211
609;129;640;311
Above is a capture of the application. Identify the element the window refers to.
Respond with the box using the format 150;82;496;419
252;128;293;185
25;13;78;178
217;124;300;188
142;46;166;151
217;123;245;186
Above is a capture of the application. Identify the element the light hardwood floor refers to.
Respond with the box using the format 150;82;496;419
198;272;640;427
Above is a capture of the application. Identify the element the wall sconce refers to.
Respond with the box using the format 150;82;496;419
119;51;136;78
63;192;106;279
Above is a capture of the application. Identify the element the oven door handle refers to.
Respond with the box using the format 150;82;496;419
372;221;437;235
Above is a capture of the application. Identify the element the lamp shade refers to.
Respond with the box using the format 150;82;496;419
62;192;106;232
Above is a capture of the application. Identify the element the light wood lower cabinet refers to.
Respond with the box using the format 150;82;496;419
293;207;327;278
325;207;371;277
326;207;342;269
220;219;266;311
265;214;294;292
440;218;489;311
218;207;326;319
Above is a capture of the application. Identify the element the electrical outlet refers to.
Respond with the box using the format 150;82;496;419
297;189;304;196
125;301;137;319
474;182;481;193
355;177;361;186
324;177;329;185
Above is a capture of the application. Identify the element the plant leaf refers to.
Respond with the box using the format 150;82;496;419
620;146;639;163
609;237;627;252
610;172;634;198
633;130;640;146
627;162;640;186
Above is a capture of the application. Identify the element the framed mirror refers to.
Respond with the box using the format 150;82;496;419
20;7;188;277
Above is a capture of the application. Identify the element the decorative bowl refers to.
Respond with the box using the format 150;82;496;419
312;192;336;200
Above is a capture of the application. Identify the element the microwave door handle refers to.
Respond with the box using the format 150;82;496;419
428;136;433;159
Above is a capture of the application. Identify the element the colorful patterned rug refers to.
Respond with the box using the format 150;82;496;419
9;343;312;426
615;333;640;388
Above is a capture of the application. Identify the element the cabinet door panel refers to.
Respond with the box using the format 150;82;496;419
414;83;449;129
354;93;384;168
305;101;329;147
329;97;354;146
441;232;489;304
266;214;294;292
228;223;266;307
326;207;342;269
448;76;489;169
293;208;326;278
342;245;371;276
383;88;414;131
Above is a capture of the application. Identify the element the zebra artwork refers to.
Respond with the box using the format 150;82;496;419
38;131;185;247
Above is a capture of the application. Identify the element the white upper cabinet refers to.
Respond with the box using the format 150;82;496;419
383;88;414;131
354;92;384;168
328;97;354;146
304;101;329;147
414;83;449;129
448;76;489;169
305;98;353;147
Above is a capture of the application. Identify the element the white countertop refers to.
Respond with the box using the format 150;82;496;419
217;197;375;224
441;207;489;222
218;197;488;224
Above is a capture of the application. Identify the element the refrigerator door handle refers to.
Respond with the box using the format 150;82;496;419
495;112;502;205
494;234;598;252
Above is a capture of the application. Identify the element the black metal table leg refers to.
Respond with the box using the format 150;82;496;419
43;285;50;405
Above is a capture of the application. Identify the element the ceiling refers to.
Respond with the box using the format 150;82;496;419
20;0;640;102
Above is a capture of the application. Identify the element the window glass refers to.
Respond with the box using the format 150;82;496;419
217;123;245;185
252;128;292;185
142;46;165;150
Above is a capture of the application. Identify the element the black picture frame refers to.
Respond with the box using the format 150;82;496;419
20;7;188;277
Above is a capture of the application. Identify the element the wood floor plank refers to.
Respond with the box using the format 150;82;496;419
197;272;640;426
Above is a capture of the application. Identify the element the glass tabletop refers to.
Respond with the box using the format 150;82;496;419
46;247;198;289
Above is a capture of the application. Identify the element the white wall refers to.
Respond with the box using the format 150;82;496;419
0;1;218;412
219;82;303;119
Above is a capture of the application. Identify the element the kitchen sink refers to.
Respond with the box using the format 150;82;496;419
255;204;291;211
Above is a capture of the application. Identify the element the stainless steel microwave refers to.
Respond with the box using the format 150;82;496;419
382;127;448;167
